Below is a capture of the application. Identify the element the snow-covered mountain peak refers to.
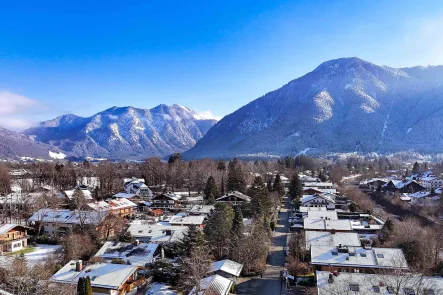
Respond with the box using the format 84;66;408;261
24;104;217;159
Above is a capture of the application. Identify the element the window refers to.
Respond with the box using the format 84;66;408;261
387;286;395;294
331;251;338;256
403;288;415;295
373;286;380;293
360;253;367;257
377;253;384;258
349;284;360;292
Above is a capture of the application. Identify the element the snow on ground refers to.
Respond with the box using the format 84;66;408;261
146;283;178;295
0;244;61;266
49;151;66;159
24;244;61;263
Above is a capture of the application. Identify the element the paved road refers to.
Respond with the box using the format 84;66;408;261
236;196;290;295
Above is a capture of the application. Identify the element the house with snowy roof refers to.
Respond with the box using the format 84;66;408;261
50;260;144;295
301;193;336;210
383;180;425;193
216;191;251;206
94;240;159;266
87;198;137;218
188;274;233;295
207;259;243;282
316;271;443;295
126;222;188;243
150;193;182;210
27;209;109;237
188;205;214;216
311;245;408;273
305;231;361;249
123;177;153;199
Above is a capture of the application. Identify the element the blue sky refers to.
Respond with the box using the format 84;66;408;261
1;0;443;130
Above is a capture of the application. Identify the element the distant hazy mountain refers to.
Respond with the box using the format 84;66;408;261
24;104;217;159
183;57;443;159
0;127;65;160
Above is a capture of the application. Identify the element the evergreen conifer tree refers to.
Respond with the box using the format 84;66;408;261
267;178;273;192
247;176;272;218
273;173;284;195
204;203;234;259
412;162;420;174
85;276;93;295
227;158;246;193
204;176;219;202
77;277;85;295
288;173;303;202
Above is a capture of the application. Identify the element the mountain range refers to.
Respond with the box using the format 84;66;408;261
3;57;443;160
183;57;443;159
23;104;217;159
0;126;65;160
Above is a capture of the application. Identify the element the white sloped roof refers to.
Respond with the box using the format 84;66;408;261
305;231;361;248
28;209;107;225
50;260;137;290
208;259;243;277
64;189;93;200
188;274;233;295
94;241;158;266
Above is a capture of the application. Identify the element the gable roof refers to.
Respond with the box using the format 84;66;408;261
28;209;108;225
301;193;336;205
0;223;30;235
216;191;251;202
50;260;137;290
188;274;233;295
208;259;243;277
64;189;93;200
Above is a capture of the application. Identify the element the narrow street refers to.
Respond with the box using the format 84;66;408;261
236;196;290;295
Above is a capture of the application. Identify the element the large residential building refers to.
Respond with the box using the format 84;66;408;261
311;245;408;273
316;271;443;295
301;194;336;210
27;209;109;237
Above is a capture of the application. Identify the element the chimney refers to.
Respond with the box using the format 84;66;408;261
76;260;83;272
328;273;334;283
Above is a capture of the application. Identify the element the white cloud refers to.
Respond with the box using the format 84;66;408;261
0;91;45;131
0;91;38;115
196;110;223;121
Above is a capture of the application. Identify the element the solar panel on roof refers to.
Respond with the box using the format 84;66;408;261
349;284;360;292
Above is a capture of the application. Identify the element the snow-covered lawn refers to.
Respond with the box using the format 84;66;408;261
23;244;61;263
146;283;178;295
0;244;61;266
